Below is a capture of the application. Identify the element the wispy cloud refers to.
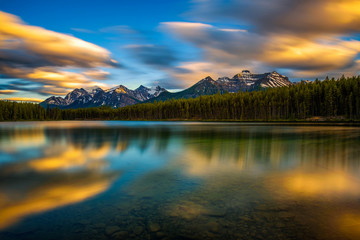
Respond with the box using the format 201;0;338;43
83;69;110;80
71;28;96;34
100;25;138;35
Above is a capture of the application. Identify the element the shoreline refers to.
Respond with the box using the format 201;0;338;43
1;119;360;126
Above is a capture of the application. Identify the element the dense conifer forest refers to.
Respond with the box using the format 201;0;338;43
1;76;360;121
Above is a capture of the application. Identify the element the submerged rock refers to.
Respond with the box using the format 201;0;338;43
149;222;161;232
207;221;220;233
205;208;227;217
93;223;106;229
156;231;167;238
133;226;144;235
112;231;128;239
105;225;121;235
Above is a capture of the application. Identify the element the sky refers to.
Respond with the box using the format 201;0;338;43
1;0;360;102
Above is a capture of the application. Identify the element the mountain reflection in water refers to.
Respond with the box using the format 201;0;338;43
0;122;360;240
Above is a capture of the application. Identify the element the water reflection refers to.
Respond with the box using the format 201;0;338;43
283;170;360;197
0;122;359;239
177;126;360;177
0;170;117;230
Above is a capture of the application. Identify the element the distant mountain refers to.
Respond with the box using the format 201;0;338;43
147;76;227;102
148;70;292;102
41;70;291;109
41;85;167;109
224;70;291;90
132;85;167;101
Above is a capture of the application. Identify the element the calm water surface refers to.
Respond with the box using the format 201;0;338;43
0;121;360;240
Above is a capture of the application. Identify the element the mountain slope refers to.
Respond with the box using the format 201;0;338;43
41;70;291;109
149;70;292;103
41;85;166;109
146;76;226;102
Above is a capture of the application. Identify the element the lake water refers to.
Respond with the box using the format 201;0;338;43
0;121;360;240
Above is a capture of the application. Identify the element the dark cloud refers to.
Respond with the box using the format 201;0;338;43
171;67;192;74
151;77;187;89
160;22;264;66
0;80;76;96
125;44;179;67
0;81;40;92
189;0;360;36
5;80;34;86
0;49;50;69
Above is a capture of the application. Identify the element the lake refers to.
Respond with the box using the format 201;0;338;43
0;121;360;240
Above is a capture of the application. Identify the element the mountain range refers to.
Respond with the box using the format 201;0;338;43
41;70;292;109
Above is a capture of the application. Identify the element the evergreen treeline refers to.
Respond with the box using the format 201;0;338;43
1;76;360;121
0;101;47;121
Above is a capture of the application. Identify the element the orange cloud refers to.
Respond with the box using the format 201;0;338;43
161;21;360;84
0;11;116;97
263;35;360;71
190;0;360;36
4;97;44;102
0;90;18;94
157;0;360;83
0;66;109;94
0;11;115;68
83;69;110;80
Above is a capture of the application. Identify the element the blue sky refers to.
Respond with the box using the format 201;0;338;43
1;0;360;102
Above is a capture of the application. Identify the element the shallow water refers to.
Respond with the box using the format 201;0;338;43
0;121;360;240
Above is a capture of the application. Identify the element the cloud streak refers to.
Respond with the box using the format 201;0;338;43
3;97;44;103
0;66;108;96
189;0;360;36
0;11;117;97
0;11;117;69
0;89;18;94
159;0;360;81
125;44;179;67
2;1;360;95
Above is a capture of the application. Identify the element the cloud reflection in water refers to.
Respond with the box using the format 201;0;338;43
0;122;360;239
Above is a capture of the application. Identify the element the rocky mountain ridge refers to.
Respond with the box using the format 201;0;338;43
41;70;292;109
147;70;292;102
42;85;167;109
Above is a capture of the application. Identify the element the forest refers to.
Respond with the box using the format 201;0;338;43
1;76;359;121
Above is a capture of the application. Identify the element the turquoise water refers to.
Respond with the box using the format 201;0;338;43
0;121;360;240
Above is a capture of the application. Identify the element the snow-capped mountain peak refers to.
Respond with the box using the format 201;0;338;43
42;84;168;109
41;70;291;109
